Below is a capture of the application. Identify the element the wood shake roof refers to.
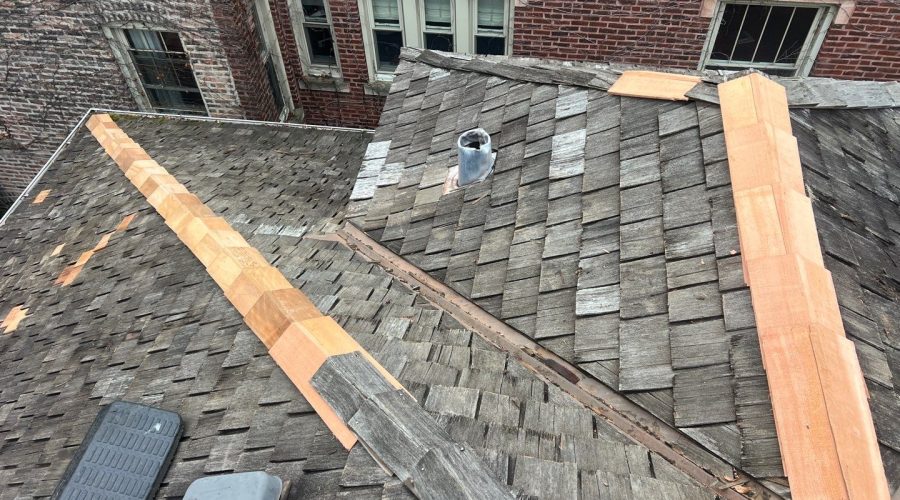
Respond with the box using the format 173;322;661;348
348;49;900;497
0;48;898;499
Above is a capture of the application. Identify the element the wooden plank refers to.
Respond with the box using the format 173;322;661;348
311;352;397;422
718;73;791;133
608;71;702;101
745;254;843;334
724;123;805;194
756;326;847;498
415;445;514;499
810;331;890;500
719;74;889;498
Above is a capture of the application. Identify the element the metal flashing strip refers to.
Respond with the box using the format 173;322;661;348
718;73;888;499
337;222;778;500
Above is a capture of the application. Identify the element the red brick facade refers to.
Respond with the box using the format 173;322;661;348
0;0;898;209
812;0;900;79
0;0;253;207
511;0;899;81
269;0;385;128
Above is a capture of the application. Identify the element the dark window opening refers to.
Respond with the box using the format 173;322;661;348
124;29;206;115
301;0;328;19
707;2;823;75
476;36;505;55
425;33;454;51
374;30;403;71
306;26;337;65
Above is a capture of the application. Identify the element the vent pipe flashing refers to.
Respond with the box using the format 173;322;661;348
457;128;494;186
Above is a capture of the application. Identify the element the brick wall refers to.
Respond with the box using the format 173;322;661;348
812;0;900;79
0;0;250;208
212;0;281;122
270;0;384;129
511;0;899;81
511;0;712;69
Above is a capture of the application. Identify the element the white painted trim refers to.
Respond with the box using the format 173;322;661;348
699;0;854;24
288;0;344;79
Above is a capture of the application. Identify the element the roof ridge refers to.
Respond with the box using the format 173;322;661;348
401;48;900;110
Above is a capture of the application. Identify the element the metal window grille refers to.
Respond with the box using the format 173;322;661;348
701;2;833;77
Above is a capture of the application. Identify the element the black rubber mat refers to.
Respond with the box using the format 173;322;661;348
53;401;182;500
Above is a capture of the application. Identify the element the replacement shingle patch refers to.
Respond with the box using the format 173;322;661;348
719;73;889;499
55;213;136;286
85;114;404;451
32;189;51;204
549;129;586;179
608;71;702;101
1;305;28;334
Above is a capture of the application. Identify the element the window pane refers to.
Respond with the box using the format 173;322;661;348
372;0;400;25
476;36;505;55
374;29;403;71
301;0;328;19
730;5;768;62
305;26;337;65
124;29;206;115
125;29;164;51
752;6;793;63
147;88;205;114
424;0;451;28
777;7;818;64
710;4;746;60
160;32;185;52
477;0;504;30
133;53;175;86
425;32;453;51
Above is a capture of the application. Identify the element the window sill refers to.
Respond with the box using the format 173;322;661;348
298;73;350;93
364;77;394;96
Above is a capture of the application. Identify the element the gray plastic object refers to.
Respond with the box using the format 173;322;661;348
53;401;182;500
457;128;494;185
184;471;284;500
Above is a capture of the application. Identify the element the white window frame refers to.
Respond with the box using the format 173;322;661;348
288;0;343;79
419;0;456;53
103;24;210;116
469;0;512;57
357;0;513;85
699;0;835;77
253;0;294;121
